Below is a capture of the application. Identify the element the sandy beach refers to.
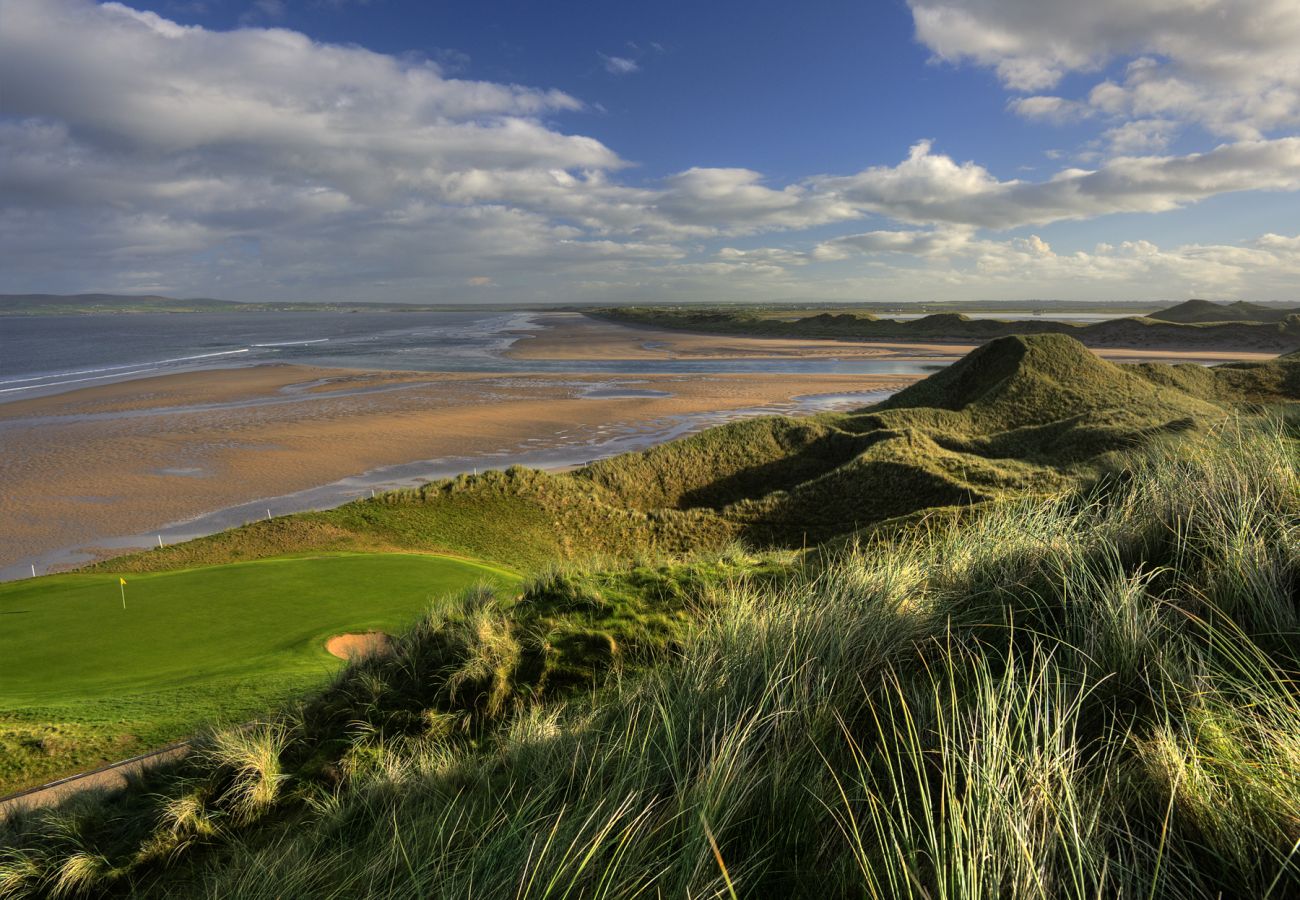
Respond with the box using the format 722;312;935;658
0;363;916;573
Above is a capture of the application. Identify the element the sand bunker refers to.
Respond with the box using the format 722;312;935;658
325;632;394;660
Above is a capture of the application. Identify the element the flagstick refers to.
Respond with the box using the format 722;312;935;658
120;580;126;610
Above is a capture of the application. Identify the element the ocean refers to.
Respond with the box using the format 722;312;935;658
0;311;944;402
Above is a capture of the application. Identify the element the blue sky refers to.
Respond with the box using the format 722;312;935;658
1;0;1298;302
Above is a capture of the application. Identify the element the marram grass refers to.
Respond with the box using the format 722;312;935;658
4;424;1300;898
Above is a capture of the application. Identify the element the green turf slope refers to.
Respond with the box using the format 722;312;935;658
0;553;518;793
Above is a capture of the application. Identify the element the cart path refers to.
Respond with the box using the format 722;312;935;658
0;740;194;819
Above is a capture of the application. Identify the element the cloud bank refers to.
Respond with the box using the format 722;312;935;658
912;0;1300;141
0;0;1297;301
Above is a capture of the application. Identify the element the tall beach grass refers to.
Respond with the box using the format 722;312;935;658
4;423;1300;898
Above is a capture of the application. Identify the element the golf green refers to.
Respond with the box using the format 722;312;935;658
0;553;520;707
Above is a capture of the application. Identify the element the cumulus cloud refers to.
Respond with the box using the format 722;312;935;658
812;227;975;261
1102;118;1179;155
815;138;1300;229
656;168;858;232
909;0;1300;139
1;0;1298;301
1008;95;1093;125
745;228;1300;301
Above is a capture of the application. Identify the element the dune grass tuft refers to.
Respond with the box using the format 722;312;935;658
5;423;1300;897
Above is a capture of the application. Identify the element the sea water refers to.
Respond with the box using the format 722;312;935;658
0;311;946;402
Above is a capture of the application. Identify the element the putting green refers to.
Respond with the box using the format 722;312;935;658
0;553;520;707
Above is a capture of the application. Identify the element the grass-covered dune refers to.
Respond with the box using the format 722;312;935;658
5;422;1300;897
0;554;519;795
590;300;1300;351
1148;297;1300;324
100;334;1300;575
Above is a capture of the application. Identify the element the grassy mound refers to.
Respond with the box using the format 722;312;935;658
1148;298;1299;324
97;466;743;576
6;427;1300;897
0;553;519;795
94;335;1300;578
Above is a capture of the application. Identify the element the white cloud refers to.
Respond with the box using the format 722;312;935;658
1009;95;1094;124
600;54;639;75
741;228;1300;302
815;138;1300;229
656;168;858;232
812;227;975;261
909;0;1300;139
1102;118;1179;155
1;0;1298;301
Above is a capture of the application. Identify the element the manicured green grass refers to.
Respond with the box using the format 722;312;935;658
0;553;519;793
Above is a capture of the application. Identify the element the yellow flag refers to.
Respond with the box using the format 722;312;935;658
119;577;127;586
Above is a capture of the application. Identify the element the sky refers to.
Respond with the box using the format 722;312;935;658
1;0;1298;304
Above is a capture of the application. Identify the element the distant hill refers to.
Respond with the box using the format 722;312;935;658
0;293;247;314
1147;298;1300;323
593;302;1300;352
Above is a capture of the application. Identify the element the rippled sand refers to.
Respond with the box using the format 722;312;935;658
0;364;916;574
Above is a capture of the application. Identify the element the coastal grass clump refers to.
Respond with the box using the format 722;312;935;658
5;425;1300;898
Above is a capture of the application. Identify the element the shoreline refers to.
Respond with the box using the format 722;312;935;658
0;363;915;579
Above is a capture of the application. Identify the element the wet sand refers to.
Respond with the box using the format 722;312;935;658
0;365;915;573
510;312;1282;365
5;312;1280;576
508;313;954;361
